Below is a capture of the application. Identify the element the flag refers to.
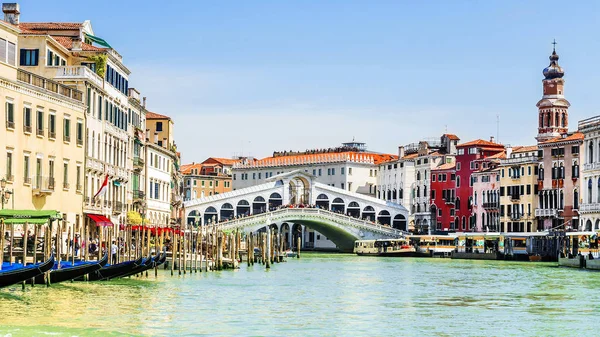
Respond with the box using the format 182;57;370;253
94;175;109;199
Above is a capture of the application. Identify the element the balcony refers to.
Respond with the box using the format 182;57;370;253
36;128;44;137
49;131;56;139
444;197;456;205
510;195;520;202
54;66;104;90
551;179;564;189
86;157;104;173
510;213;523;221
63;135;70;142
113;201;123;214
584;163;600;171
76;184;82;192
23;125;32;133
482;202;499;209
133;156;144;168
6;120;14;129
32;176;55;196
77;138;83;146
23;176;31;185
580;203;600;213
18;69;83;101
535;209;558;218
63;182;69;189
133;190;145;200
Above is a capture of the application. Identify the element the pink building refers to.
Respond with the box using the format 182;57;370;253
471;155;503;232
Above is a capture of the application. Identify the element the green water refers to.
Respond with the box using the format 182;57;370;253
0;254;598;336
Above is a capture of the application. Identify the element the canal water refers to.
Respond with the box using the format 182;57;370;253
0;254;598;336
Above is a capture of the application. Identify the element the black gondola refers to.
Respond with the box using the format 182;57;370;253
0;255;55;288
32;254;109;285
117;255;157;279
156;252;167;266
78;256;144;281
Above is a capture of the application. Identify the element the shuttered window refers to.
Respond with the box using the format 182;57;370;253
0;38;6;64
7;42;15;66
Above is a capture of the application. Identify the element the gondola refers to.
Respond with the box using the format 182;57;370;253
31;254;109;285
117;255;158;279
78;256;144;281
0;255;55;288
156;252;167;266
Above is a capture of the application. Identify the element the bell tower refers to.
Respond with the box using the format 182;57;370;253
536;41;570;143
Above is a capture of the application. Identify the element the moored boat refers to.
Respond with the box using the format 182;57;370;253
80;256;144;281
117;255;157;279
32;254;109;285
0;254;55;288
353;238;415;256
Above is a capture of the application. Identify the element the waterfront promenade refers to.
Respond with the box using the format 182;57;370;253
0;253;597;337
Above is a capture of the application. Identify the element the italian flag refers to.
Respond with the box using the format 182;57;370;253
94;175;109;199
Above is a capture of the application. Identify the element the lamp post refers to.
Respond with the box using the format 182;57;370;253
0;178;13;210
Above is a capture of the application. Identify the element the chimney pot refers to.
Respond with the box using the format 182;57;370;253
72;37;82;51
2;3;20;25
398;146;405;158
490;136;495;143
142;97;147;108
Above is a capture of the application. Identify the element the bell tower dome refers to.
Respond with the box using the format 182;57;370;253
536;41;570;143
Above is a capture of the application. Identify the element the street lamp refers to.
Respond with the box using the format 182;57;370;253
0;178;13;210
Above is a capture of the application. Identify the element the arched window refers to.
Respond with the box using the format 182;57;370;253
399;188;403;199
546;112;551;127
474;192;478;205
560;191;564;210
461;216;466;230
562;113;566;127
539;113;543;128
589;141;595;164
456;176;460;188
597;178;600;203
416;171;421;181
416;186;420;198
455;197;461;210
574;189;579;210
423;186;427;197
555;111;559;127
588;179;593;203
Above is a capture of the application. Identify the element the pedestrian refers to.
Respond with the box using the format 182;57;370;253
111;240;118;264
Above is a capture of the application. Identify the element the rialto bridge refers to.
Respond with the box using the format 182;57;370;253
183;171;409;252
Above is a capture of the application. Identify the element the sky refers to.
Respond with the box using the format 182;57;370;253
16;0;600;161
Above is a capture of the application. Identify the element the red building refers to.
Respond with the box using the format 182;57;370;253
430;163;457;231
454;138;505;231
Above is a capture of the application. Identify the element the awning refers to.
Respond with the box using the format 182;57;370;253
84;33;112;48
113;181;121;186
0;209;61;225
86;214;114;227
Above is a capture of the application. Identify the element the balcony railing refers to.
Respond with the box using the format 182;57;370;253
63;135;70;142
534;209;558;217
133;190;145;200
23;125;31;133
23;176;31;184
444;197;455;204
510;195;520;202
33;176;55;194
510;213;523;221
76;184;82;192
18;69;83;101
77;138;83;146
584;163;600;171
4;174;13;182
54;65;104;89
63;182;69;189
36;128;44;136
482;202;499;209
113;201;123;213
133;157;144;167
6;121;14;129
49;131;56;139
580;203;600;213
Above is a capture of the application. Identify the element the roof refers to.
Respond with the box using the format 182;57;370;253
540;132;584;145
51;36;105;51
235;151;397;168
146;111;171;120
19;22;82;30
443;133;460;141
512;145;538;153
433;162;456;171
457;139;504;148
401;153;418;160
180;163;202;175
203;157;240;166
485;151;506;160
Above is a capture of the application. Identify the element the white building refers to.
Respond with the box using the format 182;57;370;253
146;142;173;227
231;141;397;249
579;116;600;231
377;134;458;233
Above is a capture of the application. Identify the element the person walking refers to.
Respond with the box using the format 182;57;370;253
111;240;118;264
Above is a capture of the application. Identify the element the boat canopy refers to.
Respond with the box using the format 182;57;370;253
0;209;61;224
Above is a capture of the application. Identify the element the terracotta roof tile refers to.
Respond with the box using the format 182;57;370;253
433;162;456;171
239;151;396;168
401;153;418;160
485;151;506;160
512;145;538;153
443;133;460;140
541;132;584;145
457;139;504;148
203;157;240;166
19;22;82;30
51;36;105;51
146;111;171;120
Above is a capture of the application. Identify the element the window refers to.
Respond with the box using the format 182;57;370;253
5;100;14;129
432;174;436;182
48;113;56;138
20;49;39;66
76;121;83;145
201;180;205;186
63;117;71;142
341;183;345;190
318;169;322;176
458;149;465;155
156;122;163;132
468;148;478;155
36;110;43;136
571;146;579;155
341;167;345;175
46;48;64;66
332;168;336;175
23;154;30;183
23;106;31;133
456;162;461;171
0;39;15;66
348;168;353;175
63;162;69;189
6;152;12;181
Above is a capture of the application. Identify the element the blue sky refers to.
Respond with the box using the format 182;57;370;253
17;0;600;161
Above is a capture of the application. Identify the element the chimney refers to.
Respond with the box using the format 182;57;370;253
2;3;20;25
398;146;405;158
506;146;512;158
490;136;495;143
142;97;147;108
72;37;82;51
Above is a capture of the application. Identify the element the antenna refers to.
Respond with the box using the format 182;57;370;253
496;114;500;143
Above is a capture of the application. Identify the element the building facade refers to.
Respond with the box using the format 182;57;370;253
498;146;538;232
579;116;600;231
181;161;234;202
0;17;85;227
472;165;500;232
430;163;456;232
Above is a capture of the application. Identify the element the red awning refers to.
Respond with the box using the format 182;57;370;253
86;214;114;227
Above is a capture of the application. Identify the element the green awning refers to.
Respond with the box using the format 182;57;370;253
84;33;112;48
0;210;61;225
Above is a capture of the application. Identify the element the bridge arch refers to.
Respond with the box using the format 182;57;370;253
220;203;234;221
237;200;250;217
331;198;345;213
316;194;329;210
204;206;218;224
393;214;407;231
268;193;283;209
253;196;267;215
187;210;199;225
378;210;391;226
347;201;360;218
363;206;375;222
